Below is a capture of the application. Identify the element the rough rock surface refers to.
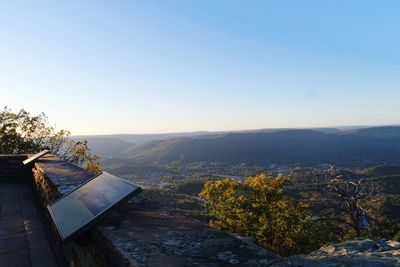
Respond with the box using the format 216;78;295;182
277;239;400;267
98;198;284;267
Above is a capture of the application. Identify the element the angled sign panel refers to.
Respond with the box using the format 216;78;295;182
47;171;142;242
23;150;50;165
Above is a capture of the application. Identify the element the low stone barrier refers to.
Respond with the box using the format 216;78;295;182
32;156;127;267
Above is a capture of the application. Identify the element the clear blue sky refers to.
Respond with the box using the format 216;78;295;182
1;0;399;135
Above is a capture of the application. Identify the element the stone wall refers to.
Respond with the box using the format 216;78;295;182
0;155;31;182
32;156;117;267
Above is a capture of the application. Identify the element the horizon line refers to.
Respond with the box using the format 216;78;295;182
71;123;400;137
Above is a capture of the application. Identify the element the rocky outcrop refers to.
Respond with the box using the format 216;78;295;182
97;200;284;267
278;239;400;267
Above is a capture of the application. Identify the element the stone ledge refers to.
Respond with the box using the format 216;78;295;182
33;156;115;266
34;156;92;196
97;200;282;266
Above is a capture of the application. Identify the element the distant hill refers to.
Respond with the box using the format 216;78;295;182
342;126;400;138
121;127;400;166
75;126;400;165
356;165;400;176
73;136;132;159
75;127;344;146
74;132;225;159
75;131;229;145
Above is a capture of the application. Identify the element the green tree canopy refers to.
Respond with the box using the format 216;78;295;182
0;107;100;173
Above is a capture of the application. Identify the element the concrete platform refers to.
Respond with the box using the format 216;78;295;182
0;183;59;267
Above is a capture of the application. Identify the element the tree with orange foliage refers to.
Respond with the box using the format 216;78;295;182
200;173;320;256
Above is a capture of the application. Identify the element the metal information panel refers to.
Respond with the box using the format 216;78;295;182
47;172;142;242
23;150;50;165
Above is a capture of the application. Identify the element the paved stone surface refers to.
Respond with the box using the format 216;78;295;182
0;183;59;267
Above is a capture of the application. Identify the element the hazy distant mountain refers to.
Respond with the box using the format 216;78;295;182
75;131;222;145
74;132;227;159
120;127;400;166
75;127;344;146
76;126;400;165
341;126;400;137
73;136;132;159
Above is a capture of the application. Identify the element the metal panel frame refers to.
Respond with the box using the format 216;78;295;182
22;150;50;165
47;171;142;242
